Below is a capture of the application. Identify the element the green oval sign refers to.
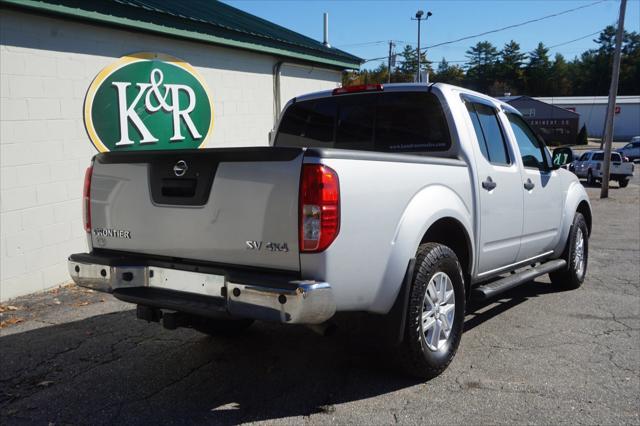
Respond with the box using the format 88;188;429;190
84;52;214;152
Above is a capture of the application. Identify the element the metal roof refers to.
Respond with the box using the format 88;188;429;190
499;95;580;118
1;0;362;69
535;95;640;105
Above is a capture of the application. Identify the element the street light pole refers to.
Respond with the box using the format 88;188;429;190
412;10;432;83
417;12;422;82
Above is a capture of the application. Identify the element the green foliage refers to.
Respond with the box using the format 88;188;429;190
343;26;639;97
576;124;588;145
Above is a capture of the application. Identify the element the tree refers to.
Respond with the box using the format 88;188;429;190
576;124;588;145
396;45;431;81
549;53;571;96
525;42;552;95
434;58;465;85
341;26;640;96
497;40;526;94
465;41;499;92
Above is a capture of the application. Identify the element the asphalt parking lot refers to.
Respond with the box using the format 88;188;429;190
1;173;638;425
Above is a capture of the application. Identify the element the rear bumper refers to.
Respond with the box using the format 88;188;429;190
68;253;335;324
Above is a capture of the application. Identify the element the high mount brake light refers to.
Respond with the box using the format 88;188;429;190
332;84;383;96
83;166;93;233
299;164;340;252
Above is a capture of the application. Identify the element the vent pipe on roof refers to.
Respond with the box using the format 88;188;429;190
323;13;330;48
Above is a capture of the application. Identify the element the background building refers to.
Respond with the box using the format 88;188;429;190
535;96;640;141
0;0;361;300
501;96;580;146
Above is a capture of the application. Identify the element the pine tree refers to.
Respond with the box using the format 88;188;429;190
397;45;431;81
498;40;526;94
465;41;499;92
550;53;571;96
435;58;465;85
525;42;552;95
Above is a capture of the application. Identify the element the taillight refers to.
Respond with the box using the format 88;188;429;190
299;164;340;252
83;166;93;233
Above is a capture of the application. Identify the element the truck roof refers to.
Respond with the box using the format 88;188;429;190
291;82;520;116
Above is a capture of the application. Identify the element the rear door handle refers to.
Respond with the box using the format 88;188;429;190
524;179;535;190
482;176;497;191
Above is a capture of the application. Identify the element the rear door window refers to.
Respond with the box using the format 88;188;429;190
592;153;604;161
465;102;510;166
275;92;451;153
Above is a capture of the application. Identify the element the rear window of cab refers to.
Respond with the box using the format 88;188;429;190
275;92;451;154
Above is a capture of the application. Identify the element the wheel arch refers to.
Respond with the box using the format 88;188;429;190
372;184;474;314
554;181;592;257
420;217;473;288
576;199;592;236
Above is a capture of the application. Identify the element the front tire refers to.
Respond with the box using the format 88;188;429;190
397;243;466;379
550;212;589;289
587;170;596;186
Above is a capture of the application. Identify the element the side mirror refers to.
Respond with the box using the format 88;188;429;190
552;147;573;170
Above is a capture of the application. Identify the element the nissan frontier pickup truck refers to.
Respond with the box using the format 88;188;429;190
69;83;591;379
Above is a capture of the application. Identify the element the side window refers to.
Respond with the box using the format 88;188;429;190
465;101;510;165
507;113;547;170
276;99;336;147
465;102;489;160
592;153;604;161
579;153;589;161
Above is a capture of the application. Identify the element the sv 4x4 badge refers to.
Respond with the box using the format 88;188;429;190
246;241;289;252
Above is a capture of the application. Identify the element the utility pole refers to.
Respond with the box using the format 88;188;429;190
600;0;627;199
387;41;395;83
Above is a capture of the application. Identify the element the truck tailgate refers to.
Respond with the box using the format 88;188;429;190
89;148;303;271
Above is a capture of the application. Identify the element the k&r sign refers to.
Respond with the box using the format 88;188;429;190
84;52;214;152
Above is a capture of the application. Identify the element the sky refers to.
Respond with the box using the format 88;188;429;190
223;0;640;69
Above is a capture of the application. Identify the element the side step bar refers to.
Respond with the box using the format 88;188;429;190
471;259;567;301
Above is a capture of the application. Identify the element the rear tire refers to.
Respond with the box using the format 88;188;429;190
396;243;466;379
192;317;254;337
549;212;589;289
618;178;629;188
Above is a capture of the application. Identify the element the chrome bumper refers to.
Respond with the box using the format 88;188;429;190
68;259;335;324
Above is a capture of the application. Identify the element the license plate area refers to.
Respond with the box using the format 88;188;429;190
148;267;225;297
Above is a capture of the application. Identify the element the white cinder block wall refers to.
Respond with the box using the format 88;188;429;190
0;10;342;301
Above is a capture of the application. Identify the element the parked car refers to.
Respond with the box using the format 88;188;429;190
573;150;634;187
68;83;591;379
616;136;640;162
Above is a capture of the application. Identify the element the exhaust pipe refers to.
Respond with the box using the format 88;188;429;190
323;13;331;48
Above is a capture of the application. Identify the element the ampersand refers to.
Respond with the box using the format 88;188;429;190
145;68;171;112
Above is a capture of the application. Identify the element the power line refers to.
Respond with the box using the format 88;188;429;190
423;0;607;51
361;26;610;70
362;0;607;62
547;30;603;49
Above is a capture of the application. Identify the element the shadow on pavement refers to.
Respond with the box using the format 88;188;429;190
0;278;561;424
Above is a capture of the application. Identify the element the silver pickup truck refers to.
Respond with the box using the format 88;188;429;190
68;83;591;378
